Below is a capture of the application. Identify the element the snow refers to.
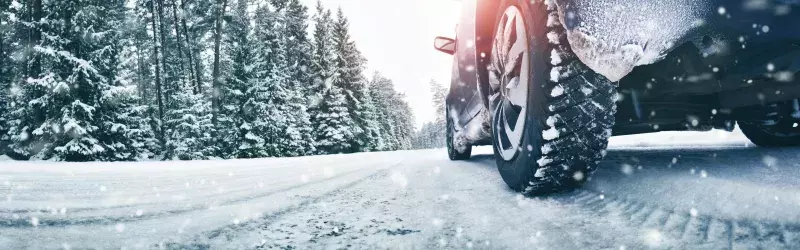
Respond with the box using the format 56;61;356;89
549;67;562;82
546;115;557;127
547;31;561;45
541;144;553;154
1;129;800;248
609;127;750;148
550;84;565;97
567;31;658;82
536;156;554;166
542;126;560;140
557;0;708;82
550;49;563;65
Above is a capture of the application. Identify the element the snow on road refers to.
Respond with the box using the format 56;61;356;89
2;129;800;249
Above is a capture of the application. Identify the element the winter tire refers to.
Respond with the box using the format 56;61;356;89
738;100;800;147
447;108;472;160
488;0;617;194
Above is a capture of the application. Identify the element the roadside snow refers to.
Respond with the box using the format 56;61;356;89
3;128;800;249
609;127;751;148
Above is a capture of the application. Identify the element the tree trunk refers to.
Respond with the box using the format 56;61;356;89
150;0;166;147
178;0;203;94
26;0;42;79
169;1;189;91
157;0;172;104
211;0;227;138
1;31;5;87
134;33;149;105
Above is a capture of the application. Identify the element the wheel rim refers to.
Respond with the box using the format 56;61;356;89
490;6;530;161
447;114;455;154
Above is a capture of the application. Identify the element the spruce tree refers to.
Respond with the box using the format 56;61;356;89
276;0;315;155
165;91;215;160
217;0;249;158
313;83;354;154
5;0;136;161
245;2;314;157
96;1;158;161
6;0;44;160
331;8;378;152
368;73;416;151
429;80;447;148
0;1;14;154
310;2;354;154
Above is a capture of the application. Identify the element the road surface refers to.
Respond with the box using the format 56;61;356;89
2;130;800;249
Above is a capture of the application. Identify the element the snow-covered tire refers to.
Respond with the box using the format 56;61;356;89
488;0;617;194
447;108;472;160
738;101;800;147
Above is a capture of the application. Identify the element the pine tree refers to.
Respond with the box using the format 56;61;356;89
310;1;334;95
427;80;448;148
225;0;264;158
331;8;377;152
0;0;15;154
368;73;395;151
5;0;44;160
164;91;214;160
412;81;448;149
313;83;355;154
276;0;315;155
145;0;167;150
310;2;354;154
210;0;227;154
1;0;412;161
239;2;314;157
5;0;136;161
274;0;313;93
369;73;416;151
95;1;159;161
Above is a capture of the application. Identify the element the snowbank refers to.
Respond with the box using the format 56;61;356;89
609;128;751;148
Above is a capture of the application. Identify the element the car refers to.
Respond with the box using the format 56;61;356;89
433;0;800;194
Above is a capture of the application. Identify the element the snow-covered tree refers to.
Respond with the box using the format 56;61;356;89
368;73;416;151
4;0;136;161
313;82;355;154
0;0;16;154
413;80;447;149
0;0;414;161
274;0;316;155
309;2;356;154
164;91;215;160
331;8;379;152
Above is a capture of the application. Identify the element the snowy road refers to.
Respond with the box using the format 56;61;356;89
2;131;800;249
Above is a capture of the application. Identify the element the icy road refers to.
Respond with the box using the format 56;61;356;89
3;130;800;249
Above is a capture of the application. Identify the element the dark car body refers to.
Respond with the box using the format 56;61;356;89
446;0;800;145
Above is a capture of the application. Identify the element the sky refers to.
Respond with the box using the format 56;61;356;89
298;0;464;128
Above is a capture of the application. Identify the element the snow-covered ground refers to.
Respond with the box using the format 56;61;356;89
2;129;800;249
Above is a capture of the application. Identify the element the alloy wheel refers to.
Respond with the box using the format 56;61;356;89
490;6;530;161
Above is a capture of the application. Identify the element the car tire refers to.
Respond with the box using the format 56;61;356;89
738;101;800;147
488;0;617;194
447;108;472;160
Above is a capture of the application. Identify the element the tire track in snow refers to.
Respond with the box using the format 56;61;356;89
0;159;350;213
560;189;800;248
0;167;378;228
165;162;404;249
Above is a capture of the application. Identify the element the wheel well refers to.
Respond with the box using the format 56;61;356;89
474;0;502;109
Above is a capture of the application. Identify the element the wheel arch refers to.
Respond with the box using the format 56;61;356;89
474;0;503;111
